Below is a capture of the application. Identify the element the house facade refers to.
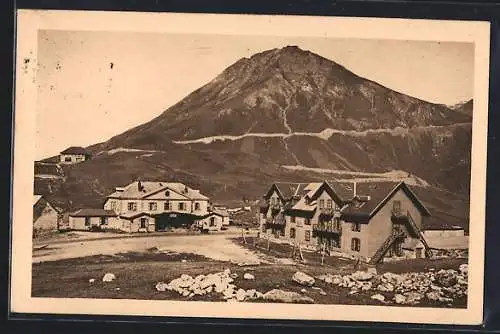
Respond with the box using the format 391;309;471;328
66;180;218;233
33;195;61;237
69;209;119;231
59;146;92;164
259;181;433;263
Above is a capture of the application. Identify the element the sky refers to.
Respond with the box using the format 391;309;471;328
35;30;474;160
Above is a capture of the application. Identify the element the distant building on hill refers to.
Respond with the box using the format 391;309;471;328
59;146;91;164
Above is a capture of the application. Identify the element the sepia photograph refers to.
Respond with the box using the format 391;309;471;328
11;10;490;325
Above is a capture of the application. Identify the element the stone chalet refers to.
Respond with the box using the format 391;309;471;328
259;180;436;264
69;181;223;233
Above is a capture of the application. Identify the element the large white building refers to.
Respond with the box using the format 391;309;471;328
69;181;222;233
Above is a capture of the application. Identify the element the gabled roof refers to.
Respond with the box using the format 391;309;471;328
106;181;209;200
33;195;42;206
341;181;431;221
211;208;229;217
60;146;90;155
69;209;117;217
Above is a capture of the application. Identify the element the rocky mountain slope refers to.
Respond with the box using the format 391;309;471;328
34;46;472;229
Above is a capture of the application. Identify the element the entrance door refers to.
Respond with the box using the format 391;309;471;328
140;218;147;229
415;247;423;259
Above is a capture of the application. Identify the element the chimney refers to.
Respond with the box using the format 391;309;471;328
138;180;142;191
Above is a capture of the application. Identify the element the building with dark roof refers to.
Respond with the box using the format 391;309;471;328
259;180;436;264
59;146;92;164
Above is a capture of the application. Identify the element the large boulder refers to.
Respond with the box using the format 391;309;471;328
102;273;116;282
459;264;468;276
244;273;255;280
371;294;385;302
263;289;315;304
351;271;374;281
292;272;315;287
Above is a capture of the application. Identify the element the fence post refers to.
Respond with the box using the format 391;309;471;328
267;233;270;251
298;242;304;262
242;228;247;244
321;242;326;265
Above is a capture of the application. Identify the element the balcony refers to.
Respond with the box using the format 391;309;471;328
318;207;336;217
313;222;342;235
266;213;286;228
391;224;407;238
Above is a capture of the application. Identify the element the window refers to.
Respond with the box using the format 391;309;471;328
85;217;91;226
334;217;341;230
262;224;266;232
164;201;171;211
290;216;296;224
352;222;361;232
305;230;311;241
64;157;72;162
110;201;116;210
149;202;157;211
327;199;333;209
351;238;361;252
280;229;285;236
393;200;401;215
100;216;108;225
290;228;296;239
194;202;200;211
140;218;147;229
179;202;185;211
319;199;325;209
128;202;137;211
210;217;216;226
165;190;170;197
305;218;311;225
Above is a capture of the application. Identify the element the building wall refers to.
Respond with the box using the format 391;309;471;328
105;198;209;217
366;188;424;259
69;216;118;231
60;154;87;164
339;220;369;259
284;215;316;246
423;229;465;238
119;216;156;233
199;215;223;231
33;200;59;235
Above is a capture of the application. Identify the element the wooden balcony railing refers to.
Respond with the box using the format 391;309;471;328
312;222;342;234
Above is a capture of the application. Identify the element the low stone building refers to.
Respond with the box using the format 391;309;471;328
33;195;61;237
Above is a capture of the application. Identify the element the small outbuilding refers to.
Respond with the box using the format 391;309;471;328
33;195;60;237
68;208;118;231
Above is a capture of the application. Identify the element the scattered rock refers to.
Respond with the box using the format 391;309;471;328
230;273;238;279
155;282;168;291
102;273;116;282
89;278;95;283
181;259;187;263
459;264;468;275
351;271;374;281
115;288;120;291
426;291;440;301
243;273;255;280
371;294;385;302
262;289;315;304
292;272;315;286
320;291;327;296
236;288;247;301
394;294;406;304
300;288;307;293
435;269;458;287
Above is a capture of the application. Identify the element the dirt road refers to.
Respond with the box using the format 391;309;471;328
32;233;266;264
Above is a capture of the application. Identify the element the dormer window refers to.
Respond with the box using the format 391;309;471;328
165;190;170;197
